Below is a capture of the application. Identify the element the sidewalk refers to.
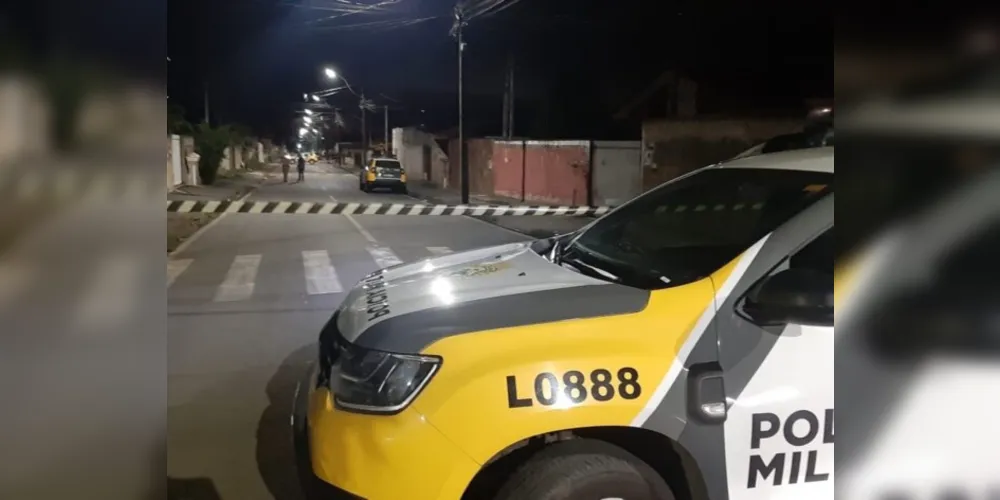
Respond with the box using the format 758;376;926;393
407;181;593;239
168;169;274;202
167;169;275;253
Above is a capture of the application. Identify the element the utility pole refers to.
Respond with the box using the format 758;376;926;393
452;5;468;203
384;105;389;157
203;82;210;124
502;57;510;138
508;53;515;139
360;89;367;162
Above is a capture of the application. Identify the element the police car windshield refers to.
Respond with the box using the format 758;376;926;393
568;167;832;290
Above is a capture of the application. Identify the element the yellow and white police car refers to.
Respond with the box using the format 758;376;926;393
302;147;834;500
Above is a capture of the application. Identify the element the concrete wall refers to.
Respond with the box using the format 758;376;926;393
0;76;49;166
641;117;802;190
444;138;640;206
168;135;183;189
592;141;641;206
393;127;450;186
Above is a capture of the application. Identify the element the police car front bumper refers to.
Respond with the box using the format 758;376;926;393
307;387;480;500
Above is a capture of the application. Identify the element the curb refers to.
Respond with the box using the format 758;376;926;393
168;185;259;256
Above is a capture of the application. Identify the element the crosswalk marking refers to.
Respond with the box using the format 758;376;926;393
302;250;343;295
366;246;402;268
214;254;262;302
427;246;452;256
168;244;463;301
167;259;193;288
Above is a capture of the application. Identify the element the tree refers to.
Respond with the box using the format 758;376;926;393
192;122;231;185
168;103;192;135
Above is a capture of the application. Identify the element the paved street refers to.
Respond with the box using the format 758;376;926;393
167;162;532;499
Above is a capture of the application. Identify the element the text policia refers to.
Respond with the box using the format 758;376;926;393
748;409;833;488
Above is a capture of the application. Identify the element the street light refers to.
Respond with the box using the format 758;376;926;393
299;127;307;136
311;95;321;102
304;109;314;116
324;68;337;80
303;116;313;124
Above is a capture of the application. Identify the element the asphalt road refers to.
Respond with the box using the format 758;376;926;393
167;162;531;499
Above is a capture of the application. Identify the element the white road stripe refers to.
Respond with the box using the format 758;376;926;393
214;254;262;302
167;259;193;287
367;246;402;268
344;214;377;243
407;204;426;215
302;250;343;295
75;253;142;330
427;247;452;256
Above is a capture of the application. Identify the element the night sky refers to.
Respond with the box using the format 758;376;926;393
167;0;832;143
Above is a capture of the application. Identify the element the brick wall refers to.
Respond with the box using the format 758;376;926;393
641;117;802;190
492;140;590;205
448;138;494;196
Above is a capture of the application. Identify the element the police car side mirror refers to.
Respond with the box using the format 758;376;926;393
741;268;833;327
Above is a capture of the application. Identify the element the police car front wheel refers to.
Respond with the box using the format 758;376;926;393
495;439;675;500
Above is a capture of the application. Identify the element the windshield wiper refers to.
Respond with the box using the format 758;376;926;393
555;241;621;283
562;256;621;282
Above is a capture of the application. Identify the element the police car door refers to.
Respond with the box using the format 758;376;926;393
713;195;834;499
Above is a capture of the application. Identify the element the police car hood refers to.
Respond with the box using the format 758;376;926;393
335;241;650;354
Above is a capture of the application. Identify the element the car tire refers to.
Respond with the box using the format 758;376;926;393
495;439;675;500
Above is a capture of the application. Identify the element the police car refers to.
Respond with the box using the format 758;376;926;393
302;147;834;500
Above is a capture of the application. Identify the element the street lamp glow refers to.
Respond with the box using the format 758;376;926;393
299;127;307;136
324;68;337;80
304;109;314;115
311;95;321;102
303;116;313;124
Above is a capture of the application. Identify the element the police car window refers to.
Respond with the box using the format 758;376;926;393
570;168;832;290
375;160;401;169
790;228;833;275
865;218;1000;358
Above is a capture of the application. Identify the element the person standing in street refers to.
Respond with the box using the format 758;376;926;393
296;154;306;183
280;155;291;183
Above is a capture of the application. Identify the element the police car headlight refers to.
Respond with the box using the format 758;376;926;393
330;347;441;414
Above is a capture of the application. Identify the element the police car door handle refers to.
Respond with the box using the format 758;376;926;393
688;364;728;424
